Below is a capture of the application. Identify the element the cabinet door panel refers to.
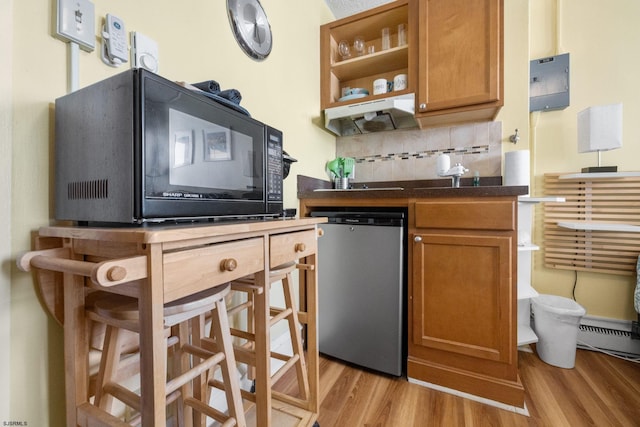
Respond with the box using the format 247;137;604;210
418;0;502;111
412;232;513;363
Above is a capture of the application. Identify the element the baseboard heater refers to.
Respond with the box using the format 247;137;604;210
577;315;640;357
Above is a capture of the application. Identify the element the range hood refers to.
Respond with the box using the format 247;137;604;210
324;93;418;136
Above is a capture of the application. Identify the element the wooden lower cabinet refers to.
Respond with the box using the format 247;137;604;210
408;199;524;407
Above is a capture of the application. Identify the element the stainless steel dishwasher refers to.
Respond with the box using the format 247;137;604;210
311;210;406;376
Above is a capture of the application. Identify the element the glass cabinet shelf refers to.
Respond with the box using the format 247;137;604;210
331;45;409;81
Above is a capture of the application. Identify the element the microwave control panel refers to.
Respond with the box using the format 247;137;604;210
266;127;283;202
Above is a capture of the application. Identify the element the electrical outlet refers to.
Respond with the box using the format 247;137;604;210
56;0;96;51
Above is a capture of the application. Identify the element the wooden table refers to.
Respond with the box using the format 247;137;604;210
17;217;325;427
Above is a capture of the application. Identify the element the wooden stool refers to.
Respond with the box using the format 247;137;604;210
212;262;310;410
87;284;246;427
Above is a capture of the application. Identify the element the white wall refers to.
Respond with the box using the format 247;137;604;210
1;0;13;423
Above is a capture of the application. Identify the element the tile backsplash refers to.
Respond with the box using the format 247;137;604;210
335;121;502;182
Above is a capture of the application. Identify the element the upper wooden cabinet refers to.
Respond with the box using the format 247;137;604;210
320;0;414;110
415;0;504;127
320;0;503;128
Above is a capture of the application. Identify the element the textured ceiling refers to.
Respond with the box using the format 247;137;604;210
324;0;395;19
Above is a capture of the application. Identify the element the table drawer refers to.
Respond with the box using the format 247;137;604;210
163;237;264;302
270;229;317;268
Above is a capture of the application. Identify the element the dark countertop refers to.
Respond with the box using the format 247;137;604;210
297;175;529;200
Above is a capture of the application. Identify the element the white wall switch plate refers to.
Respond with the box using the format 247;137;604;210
56;0;96;51
131;31;159;73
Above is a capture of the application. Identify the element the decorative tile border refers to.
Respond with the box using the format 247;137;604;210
354;145;490;163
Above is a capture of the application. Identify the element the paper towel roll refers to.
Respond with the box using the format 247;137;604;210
437;154;450;175
504;150;530;188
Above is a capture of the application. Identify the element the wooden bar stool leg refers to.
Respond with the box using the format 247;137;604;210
226;284;258;387
211;297;246;425
190;314;212;427
247;289;256;384
94;324;123;413
282;272;309;400
177;321;193;427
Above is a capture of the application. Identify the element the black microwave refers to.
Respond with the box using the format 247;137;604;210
54;69;284;224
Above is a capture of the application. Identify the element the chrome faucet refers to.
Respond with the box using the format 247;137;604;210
438;163;469;188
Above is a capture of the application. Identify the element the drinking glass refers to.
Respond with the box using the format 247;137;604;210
381;28;390;50
397;24;406;46
353;36;365;56
338;40;351;59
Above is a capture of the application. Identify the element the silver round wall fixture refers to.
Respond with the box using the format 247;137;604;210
227;0;273;61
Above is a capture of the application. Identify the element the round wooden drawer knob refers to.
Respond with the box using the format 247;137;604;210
221;258;238;272
295;243;306;252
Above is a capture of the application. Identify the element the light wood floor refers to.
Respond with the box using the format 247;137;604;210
278;346;640;426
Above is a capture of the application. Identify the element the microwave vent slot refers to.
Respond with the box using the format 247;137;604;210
67;179;109;200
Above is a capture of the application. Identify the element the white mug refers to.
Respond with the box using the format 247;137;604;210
373;78;387;95
393;74;407;91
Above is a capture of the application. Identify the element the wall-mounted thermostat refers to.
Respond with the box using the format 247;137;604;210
131;31;159;73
